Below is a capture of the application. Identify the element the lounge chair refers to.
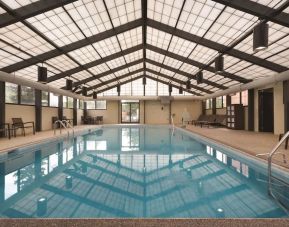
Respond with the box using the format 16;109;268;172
206;115;226;128
12;118;35;137
96;116;103;124
192;115;206;125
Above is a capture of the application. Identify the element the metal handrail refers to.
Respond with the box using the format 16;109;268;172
268;130;289;195
171;114;174;127
62;120;74;137
53;120;74;137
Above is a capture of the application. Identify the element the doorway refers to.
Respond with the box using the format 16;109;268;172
258;88;274;132
121;101;140;123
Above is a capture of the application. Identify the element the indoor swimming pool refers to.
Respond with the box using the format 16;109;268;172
0;125;288;218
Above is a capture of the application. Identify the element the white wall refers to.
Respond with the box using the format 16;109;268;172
42;107;58;131
144;101;170;124
5;104;35;124
171;100;202;124
87;100;119;124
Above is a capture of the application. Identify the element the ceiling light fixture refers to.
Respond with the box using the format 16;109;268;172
215;55;224;74
253;22;268;51
38;66;47;84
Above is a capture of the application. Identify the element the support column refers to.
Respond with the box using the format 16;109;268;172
248;89;255;131
284;80;289;132
83;101;88;119
202;101;206;115
0;81;5;138
58;95;63;120
73;98;77;126
35;89;42;132
226;95;231;106
212;98;216;115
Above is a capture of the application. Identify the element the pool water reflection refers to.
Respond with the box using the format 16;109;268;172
0;125;288;218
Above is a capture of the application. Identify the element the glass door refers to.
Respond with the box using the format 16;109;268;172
121;101;140;123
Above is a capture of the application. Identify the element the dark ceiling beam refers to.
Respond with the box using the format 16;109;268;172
146;44;248;85
74;59;143;88
1;18;143;73
87;68;144;92
0;0;77;28
147;19;288;73
212;0;289;28
93;75;144;95
141;0;147;74
146;68;211;94
145;75;201;96
94;74;200;96
146;58;227;90
47;44;142;83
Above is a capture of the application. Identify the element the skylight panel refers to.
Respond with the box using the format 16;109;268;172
92;36;121;57
168;36;197;57
120;82;132;95
0;6;6;14
46;55;79;72
105;0;141;27
114;68;129;77
147;27;172;50
224;80;240;87
89;63;110;75
146;50;165;63
132;78;144;96
145;78;157;96
71;70;92;81
179;63;199;75
177;0;223;37
124;50;142;63
13;65;38;81
1;0;40;9
87;80;101;87
67;45;100;65
0;42;31;68
174;73;188;81
237;65;274;79
157;80;169;95
106;56;126;69
163;56;183;69
50;78;67;88
117;27;142;50
188;45;218;64
148;0;182;27
64;0;112;37
128;63;142;72
27;8;85;47
234;35;253;54
0;22;55;56
146;63;161;72
266;47;289;67
99;87;118;96
101;74;115;81
160;68;175;77
205;7;257;46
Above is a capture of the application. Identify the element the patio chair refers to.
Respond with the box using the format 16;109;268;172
12;118;35;137
96;116;103;124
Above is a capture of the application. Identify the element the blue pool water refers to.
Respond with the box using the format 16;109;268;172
0;125;288;218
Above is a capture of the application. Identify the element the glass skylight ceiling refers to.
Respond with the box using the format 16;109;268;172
0;0;288;97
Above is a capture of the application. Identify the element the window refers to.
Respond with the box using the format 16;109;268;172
67;97;73;108
86;101;95;109
21;86;35;105
231;92;240;104
79;100;84;109
49;93;59;107
96;100;106;109
241;90;248;106
5;82;18;104
63;96;68;108
216;96;223;108
206;99;212;109
223;95;227;108
145;78;157;96
42;91;49;106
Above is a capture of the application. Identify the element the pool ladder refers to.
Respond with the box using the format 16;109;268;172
53;120;74;138
256;131;289;212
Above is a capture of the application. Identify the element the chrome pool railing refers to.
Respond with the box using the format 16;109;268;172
53;120;74;138
268;131;289;196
